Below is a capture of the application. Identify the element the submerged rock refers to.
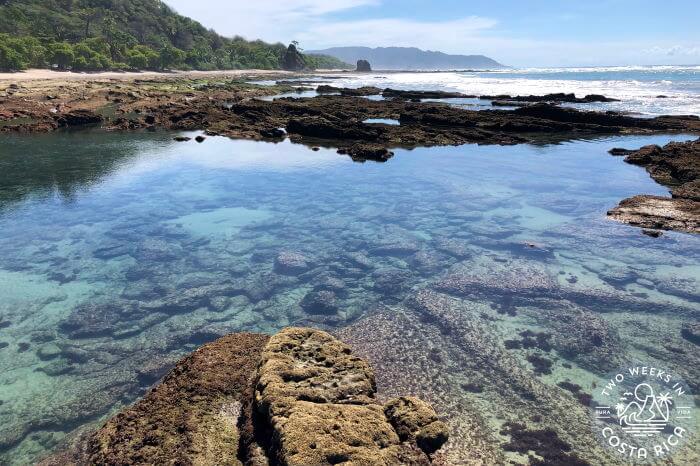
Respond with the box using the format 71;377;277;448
299;290;338;315
273;251;311;275
681;322;700;345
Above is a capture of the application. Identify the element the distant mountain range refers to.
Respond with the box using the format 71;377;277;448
307;46;506;70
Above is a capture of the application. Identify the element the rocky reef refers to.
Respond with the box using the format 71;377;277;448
608;138;700;233
41;328;447;465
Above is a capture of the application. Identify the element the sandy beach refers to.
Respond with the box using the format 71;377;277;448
0;68;294;82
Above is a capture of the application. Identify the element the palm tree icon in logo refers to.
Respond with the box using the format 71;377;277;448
616;383;672;436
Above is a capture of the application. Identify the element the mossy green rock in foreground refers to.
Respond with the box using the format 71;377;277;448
41;328;447;465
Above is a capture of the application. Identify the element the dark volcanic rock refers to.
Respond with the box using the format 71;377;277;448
373;268;412;296
356;59;372;72
607;195;700;234
672;179;700;202
54;109;103;127
383;88;472;100
337;143;394;162
287;116;380;140
481;93;619;104
623;138;700;187
607;138;700;233
317;85;382;96
59;302;134;339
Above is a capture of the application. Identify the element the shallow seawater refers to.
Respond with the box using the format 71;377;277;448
363;118;400;125
0;130;699;463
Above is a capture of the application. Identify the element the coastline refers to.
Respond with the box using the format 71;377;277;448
0;68;297;82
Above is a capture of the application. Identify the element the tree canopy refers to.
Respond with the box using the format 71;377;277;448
0;0;351;72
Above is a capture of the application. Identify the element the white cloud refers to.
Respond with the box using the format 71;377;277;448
164;0;380;43
163;1;700;67
643;45;700;56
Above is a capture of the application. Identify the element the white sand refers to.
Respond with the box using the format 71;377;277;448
0;68;293;82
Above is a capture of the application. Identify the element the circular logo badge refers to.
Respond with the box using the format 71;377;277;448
589;365;695;463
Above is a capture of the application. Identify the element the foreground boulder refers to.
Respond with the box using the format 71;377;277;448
43;328;447;465
251;328;447;465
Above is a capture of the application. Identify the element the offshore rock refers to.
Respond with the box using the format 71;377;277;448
252;328;445;465
356;59;372;72
281;44;306;71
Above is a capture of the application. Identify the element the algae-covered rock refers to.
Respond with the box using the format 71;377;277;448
45;328;447;465
253;327;444;465
86;332;269;465
384;396;449;454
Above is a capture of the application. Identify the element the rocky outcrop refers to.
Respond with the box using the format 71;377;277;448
356;60;372;72
282;44;306;71
480;93;619;104
382;88;473;100
607;195;700;234
45;329;447;465
316;85;382;96
607;138;700;234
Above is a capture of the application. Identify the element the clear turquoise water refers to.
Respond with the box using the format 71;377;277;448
0;129;698;463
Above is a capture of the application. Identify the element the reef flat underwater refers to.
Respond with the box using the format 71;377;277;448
0;130;698;464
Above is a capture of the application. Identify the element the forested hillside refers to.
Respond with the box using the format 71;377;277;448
0;0;350;71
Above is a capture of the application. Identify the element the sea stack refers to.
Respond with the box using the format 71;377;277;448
282;43;306;71
356;59;372;72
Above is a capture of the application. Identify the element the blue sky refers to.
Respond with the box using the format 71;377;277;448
164;0;700;67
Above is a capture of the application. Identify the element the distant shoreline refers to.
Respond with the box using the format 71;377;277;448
0;68;295;82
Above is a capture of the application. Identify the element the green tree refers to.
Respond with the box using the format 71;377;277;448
158;44;185;70
0;42;26;71
48;42;75;69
